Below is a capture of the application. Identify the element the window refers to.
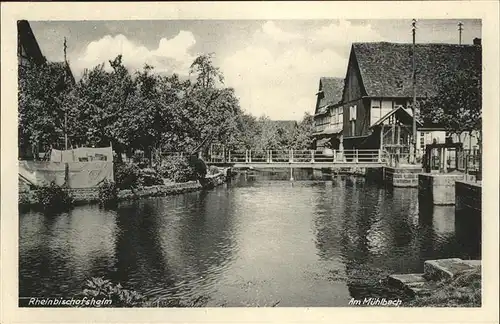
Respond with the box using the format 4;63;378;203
349;105;357;121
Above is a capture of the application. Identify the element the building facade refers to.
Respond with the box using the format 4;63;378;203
340;41;481;159
312;77;345;150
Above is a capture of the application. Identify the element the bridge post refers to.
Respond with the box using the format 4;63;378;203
378;149;382;163
311;150;315;163
289;149;293;163
333;149;336;163
355;149;359;163
269;150;272;163
228;150;231;163
245;150;248;163
249;150;252;163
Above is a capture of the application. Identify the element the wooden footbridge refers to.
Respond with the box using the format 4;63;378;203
203;149;387;169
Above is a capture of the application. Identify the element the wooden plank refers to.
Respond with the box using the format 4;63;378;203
380;124;384;149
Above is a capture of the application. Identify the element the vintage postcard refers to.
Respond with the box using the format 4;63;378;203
1;1;499;324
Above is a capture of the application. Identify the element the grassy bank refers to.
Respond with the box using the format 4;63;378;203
408;268;481;307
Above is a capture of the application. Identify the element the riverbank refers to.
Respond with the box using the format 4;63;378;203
19;170;229;207
388;258;482;307
407;267;481;307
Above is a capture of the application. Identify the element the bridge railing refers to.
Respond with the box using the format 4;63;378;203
208;149;384;164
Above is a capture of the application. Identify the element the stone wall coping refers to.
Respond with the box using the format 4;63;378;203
419;173;466;178
456;180;482;188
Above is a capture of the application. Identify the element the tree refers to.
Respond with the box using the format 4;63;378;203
253;116;281;151
64;55;135;158
292;113;315;150
18;61;73;159
419;69;481;141
189;53;224;89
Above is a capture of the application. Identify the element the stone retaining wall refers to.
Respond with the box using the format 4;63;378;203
418;173;465;205
455;180;482;212
19;172;227;207
383;166;422;188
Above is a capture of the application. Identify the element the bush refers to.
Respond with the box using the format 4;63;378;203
78;277;210;308
138;168;164;187
98;180;118;207
208;165;220;175
114;163;140;190
80;277;146;307
115;163;164;189
34;182;73;211
158;156;197;183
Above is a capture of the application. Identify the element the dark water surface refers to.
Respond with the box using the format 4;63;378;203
19;169;481;307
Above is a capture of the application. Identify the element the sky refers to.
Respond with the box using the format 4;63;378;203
29;19;481;121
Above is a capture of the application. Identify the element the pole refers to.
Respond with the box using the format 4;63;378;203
411;19;417;164
458;22;463;45
64;109;68;150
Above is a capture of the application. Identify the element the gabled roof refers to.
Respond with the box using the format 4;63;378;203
17;20;46;65
351;42;481;98
315;77;344;113
370;106;423;128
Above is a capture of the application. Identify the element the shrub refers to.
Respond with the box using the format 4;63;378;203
78;277;211;308
80;277;146;307
138;168;164;187
208;165;220;175
34;181;73;211
114;163;140;190
158;156;197;183
98;180;118;207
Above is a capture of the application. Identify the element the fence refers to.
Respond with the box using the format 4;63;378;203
207;149;383;164
456;149;481;173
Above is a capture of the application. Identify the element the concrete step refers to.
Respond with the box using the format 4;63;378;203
387;273;443;297
424;258;481;281
387;273;431;297
387;273;426;289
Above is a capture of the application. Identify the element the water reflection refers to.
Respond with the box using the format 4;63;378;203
19;170;481;306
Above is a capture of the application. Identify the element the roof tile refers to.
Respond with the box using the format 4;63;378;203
352;42;481;98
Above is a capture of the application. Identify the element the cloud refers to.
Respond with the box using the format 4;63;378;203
261;21;301;43
74;31;196;76
222;20;387;120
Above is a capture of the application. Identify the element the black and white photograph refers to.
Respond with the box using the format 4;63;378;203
1;2;499;324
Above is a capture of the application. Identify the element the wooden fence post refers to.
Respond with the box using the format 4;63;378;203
245;150;248;163
378;149;382;163
333;149;336;163
355;149;359;163
311;150;315;163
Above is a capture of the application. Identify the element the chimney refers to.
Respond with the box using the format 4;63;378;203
473;38;481;46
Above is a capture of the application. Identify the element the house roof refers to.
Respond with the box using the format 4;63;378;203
370;106;423;128
313;126;342;137
316;77;344;112
17;20;46;65
351;42;481;98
